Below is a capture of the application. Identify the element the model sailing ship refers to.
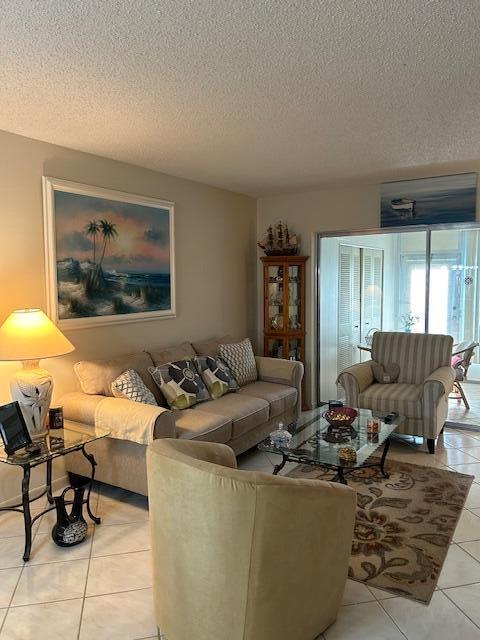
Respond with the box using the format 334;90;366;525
257;221;299;256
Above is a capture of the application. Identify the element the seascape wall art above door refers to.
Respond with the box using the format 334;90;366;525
381;173;477;228
43;177;175;328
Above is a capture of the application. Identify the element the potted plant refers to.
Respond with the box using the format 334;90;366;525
401;311;420;333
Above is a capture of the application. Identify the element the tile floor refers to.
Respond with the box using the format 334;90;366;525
447;381;480;427
2;426;480;638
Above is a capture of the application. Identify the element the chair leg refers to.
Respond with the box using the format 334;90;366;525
457;382;470;410
427;438;435;454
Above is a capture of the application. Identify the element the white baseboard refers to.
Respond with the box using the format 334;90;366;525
0;474;69;509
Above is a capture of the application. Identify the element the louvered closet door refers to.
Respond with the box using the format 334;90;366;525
337;245;361;375
362;248;384;342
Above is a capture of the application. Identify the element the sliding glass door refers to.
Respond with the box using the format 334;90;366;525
317;225;480;409
318;229;427;400
429;228;480;342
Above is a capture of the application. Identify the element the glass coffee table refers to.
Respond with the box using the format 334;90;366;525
259;408;404;485
0;421;110;561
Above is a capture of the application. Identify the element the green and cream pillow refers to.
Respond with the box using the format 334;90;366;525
194;356;239;399
149;360;210;410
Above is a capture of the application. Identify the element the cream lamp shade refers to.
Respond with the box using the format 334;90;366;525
0;309;75;439
0;309;74;361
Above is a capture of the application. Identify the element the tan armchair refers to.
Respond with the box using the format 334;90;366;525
337;331;455;453
147;438;356;640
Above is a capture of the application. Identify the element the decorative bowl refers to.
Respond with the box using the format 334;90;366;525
322;407;358;427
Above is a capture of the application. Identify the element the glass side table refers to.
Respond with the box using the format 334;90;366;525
0;420;110;561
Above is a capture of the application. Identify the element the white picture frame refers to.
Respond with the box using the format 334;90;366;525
43;177;175;329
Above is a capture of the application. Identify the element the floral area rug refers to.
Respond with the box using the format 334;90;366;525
287;458;473;603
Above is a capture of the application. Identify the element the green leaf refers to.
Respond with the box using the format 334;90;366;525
385;557;409;568
361;561;377;579
371;497;411;509
413;533;449;546
399;516;423;524
357;494;373;509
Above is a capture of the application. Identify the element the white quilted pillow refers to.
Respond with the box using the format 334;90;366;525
219;338;258;387
111;369;158;406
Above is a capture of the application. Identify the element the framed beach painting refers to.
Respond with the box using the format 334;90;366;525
43;177;175;328
381;173;477;228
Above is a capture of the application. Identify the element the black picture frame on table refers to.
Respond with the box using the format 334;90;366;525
0;401;32;455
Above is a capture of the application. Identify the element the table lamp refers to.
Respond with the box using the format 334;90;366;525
0;309;74;438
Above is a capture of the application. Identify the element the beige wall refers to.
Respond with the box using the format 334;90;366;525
257;173;480;406
0;129;256;503
257;185;378;406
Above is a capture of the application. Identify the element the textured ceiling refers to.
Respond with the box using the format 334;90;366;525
1;1;480;196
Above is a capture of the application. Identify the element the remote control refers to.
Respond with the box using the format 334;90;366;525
25;443;41;455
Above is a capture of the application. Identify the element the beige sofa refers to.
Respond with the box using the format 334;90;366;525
61;338;303;495
147;438;355;640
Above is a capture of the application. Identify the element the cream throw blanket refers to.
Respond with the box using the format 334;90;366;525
94;397;169;445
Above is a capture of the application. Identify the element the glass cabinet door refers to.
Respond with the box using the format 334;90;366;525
266;337;286;359
288;264;302;331
288;337;303;361
267;265;285;331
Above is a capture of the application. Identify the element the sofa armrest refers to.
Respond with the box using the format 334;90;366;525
255;356;304;417
60;391;176;441
60;391;104;426
424;366;455;401
337;361;374;406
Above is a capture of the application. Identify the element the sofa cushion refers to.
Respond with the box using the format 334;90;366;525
174;410;232;444
219;338;258;387
192;335;234;357
359;383;423;419
238;381;297;418
147;342;195;367
150;360;210;410
73;352;162;403
194;355;239;399
193;394;269;439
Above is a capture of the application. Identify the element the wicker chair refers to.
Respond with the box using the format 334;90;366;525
451;340;479;409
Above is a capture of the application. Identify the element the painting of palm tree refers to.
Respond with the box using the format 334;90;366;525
43;178;175;327
98;219;119;267
85;220;100;264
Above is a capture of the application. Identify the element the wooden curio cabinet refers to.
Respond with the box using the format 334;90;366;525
261;255;308;409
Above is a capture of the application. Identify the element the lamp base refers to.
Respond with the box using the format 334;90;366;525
10;361;53;439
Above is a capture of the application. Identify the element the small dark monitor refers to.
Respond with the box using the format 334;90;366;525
0;401;32;455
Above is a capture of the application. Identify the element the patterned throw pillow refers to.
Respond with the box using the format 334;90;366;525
194;356;239;399
219;338;257;387
111;369;158;406
149;360;210;410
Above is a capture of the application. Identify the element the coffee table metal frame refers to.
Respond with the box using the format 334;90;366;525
259;407;403;485
271;436;392;484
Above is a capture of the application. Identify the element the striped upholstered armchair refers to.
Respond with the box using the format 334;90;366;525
337;332;455;454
